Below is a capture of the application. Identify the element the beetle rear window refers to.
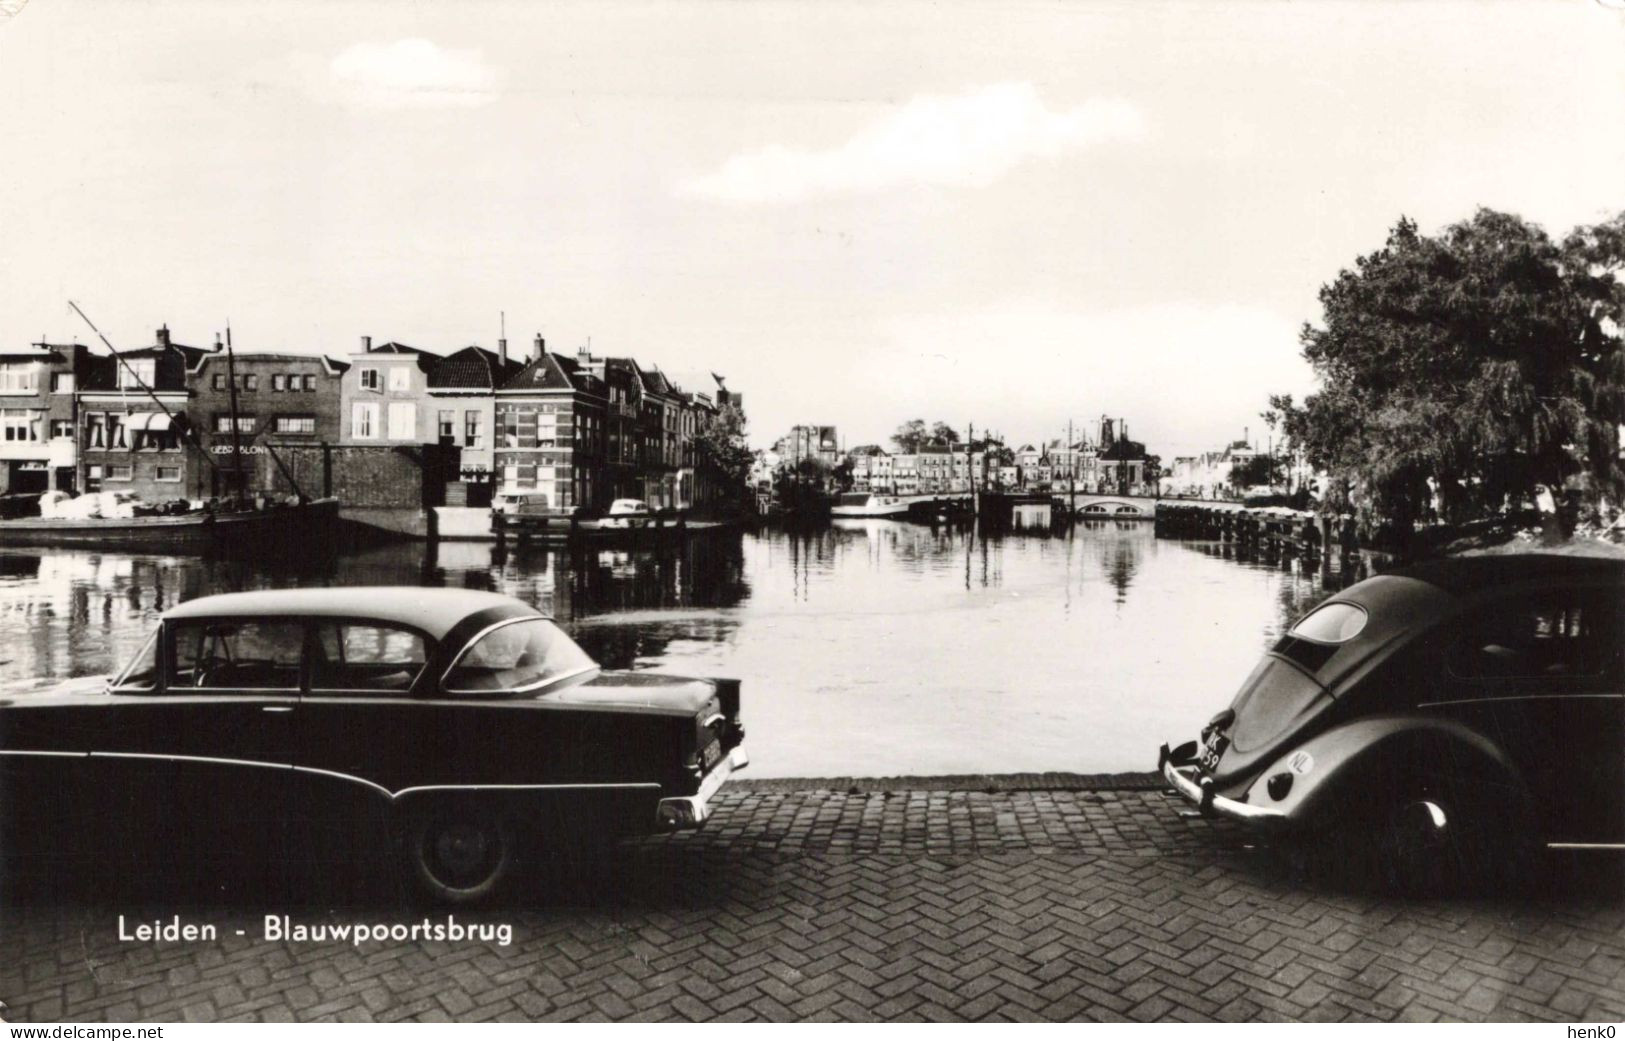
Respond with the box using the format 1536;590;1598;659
443;618;597;695
1289;603;1367;643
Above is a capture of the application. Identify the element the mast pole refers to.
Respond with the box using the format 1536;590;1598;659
67;301;218;474
223;325;247;499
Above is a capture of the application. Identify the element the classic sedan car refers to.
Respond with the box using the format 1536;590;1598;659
1160;555;1623;890
0;587;747;902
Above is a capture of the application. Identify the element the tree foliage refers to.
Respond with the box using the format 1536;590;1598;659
1279;208;1625;535
891;418;962;452
693;404;754;496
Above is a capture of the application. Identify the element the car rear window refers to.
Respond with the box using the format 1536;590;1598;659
442;617;598;695
1289;603;1368;643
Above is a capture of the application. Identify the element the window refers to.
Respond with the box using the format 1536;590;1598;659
111;628;160;692
387;402;416;440
360;368;381;391
302;375;316;392
271;374;285;392
1448;593;1618;680
242;374;258;392
106;464;132;481
214;415;254;433
118;359;155;390
1;410;39;442
310;623;427;693
1289;603;1368;643
438;409;456;443
351;401;379;439
212;374;226;391
274;415;316;435
442;618;597;695
50;419;72;440
170;620;304;690
87;465;104;479
465;410;483;448
155;466;181;482
108;413;127;449
0;364;36;394
387;366;411;392
499;412;520;448
85;414;106;449
50;373;73;394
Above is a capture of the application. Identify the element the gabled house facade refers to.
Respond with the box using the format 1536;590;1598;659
340;337;439;446
493;338;608;512
427;342;523;499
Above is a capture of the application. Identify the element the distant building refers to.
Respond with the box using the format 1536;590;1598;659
891;452;919;494
77;325;214;501
341;337;440;446
186;349;349;498
493;337;608;512
0;341;89;495
1096;417;1149;494
776;425;840;469
427;342;524;500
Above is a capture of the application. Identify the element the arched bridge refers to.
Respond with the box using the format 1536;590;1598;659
1059;493;1161;518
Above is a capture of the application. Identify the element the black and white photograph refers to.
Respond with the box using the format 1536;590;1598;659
0;0;1622;1028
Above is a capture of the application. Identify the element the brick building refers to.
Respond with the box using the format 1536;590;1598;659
77;326;214;501
493;338;608;512
185;351;348;498
0;342;89;495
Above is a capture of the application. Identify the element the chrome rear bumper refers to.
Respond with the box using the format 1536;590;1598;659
1159;744;1287;826
656;746;749;829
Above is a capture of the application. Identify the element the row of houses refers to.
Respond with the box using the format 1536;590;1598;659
841;419;1154;495
0;327;742;514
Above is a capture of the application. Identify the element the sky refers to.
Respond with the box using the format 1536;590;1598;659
1;0;1621;457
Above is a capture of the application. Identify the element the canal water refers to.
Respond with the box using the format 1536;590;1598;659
0;520;1345;777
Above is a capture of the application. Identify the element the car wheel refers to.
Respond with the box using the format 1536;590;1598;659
403;806;515;905
1374;778;1512;895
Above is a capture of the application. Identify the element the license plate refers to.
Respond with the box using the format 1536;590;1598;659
700;740;722;770
1197;733;1227;774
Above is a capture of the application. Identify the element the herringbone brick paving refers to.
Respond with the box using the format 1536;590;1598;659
2;787;1621;1022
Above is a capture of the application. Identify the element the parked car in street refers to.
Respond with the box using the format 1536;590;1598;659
600;498;653;529
0;587;747;903
1160;555;1623;890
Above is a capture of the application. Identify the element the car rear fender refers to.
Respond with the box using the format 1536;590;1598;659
1251;714;1532;829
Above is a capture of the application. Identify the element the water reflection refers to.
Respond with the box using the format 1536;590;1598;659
0;521;1353;776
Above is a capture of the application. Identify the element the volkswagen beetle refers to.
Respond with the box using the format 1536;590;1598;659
1159;555;1623;889
0;587;748;903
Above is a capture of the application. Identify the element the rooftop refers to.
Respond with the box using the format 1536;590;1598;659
162;586;545;641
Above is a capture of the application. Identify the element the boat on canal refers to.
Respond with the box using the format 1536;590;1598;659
0;496;341;550
831;492;910;518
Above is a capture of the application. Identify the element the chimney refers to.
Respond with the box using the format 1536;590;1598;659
156;325;170;348
214;333;223;350
497;338;508;367
533;334;545;361
361;334;372;351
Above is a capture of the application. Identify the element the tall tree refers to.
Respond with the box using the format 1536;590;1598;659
891;419;928;453
694;405;754;501
929;421;960;446
1285;209;1625;539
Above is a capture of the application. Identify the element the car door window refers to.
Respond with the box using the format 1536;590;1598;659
309;622;426;694
170;620;305;690
1447;590;1619;682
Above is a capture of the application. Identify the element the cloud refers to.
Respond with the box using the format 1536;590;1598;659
327;39;499;110
681;83;1146;204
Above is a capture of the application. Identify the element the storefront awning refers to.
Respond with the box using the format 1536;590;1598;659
126;413;173;432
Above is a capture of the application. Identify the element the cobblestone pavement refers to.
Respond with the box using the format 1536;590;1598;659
3;786;1622;1023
